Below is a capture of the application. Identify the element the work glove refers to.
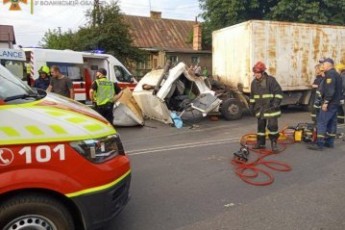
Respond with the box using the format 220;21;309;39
340;99;344;105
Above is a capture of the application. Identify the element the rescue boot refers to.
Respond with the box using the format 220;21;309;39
307;137;324;151
253;135;266;149
252;143;266;149
307;144;324;151
271;140;279;153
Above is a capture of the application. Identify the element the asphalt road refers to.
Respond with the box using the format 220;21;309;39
108;108;345;230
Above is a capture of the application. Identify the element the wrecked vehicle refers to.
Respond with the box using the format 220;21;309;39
112;88;144;126
132;62;247;125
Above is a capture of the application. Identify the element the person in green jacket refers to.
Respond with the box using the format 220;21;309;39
89;68;122;124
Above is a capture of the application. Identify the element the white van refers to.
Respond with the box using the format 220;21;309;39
24;48;137;102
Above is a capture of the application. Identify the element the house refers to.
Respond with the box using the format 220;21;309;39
123;11;212;78
0;25;16;48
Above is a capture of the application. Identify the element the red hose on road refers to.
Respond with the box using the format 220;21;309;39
231;128;295;186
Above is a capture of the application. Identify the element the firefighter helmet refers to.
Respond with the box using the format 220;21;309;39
38;65;50;75
252;61;266;73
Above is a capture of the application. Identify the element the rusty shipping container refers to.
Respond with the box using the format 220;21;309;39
212;20;345;105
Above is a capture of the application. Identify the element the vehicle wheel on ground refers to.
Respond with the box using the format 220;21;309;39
220;98;243;120
0;193;75;230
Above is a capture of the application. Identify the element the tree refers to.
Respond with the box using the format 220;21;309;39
41;1;145;65
199;0;345;46
268;0;345;25
41;29;78;50
199;0;278;48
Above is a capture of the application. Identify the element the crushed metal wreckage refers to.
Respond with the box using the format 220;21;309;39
132;61;248;126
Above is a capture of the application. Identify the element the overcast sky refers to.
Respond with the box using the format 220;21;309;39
0;0;202;47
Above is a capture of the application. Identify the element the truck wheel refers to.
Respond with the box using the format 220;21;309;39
0;194;74;230
220;98;243;120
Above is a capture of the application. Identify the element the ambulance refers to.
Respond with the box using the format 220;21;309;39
24;48;137;102
0;65;131;229
0;48;26;81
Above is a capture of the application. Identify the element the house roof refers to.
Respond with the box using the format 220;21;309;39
123;14;195;51
0;25;16;44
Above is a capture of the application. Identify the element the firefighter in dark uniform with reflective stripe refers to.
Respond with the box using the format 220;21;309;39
310;63;324;123
308;58;342;151
89;68;122;124
335;63;345;124
249;61;283;152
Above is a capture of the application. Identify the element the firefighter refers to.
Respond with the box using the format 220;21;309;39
335;63;345;125
249;61;283;152
310;63;324;123
308;58;342;151
89;68;122;124
33;65;51;90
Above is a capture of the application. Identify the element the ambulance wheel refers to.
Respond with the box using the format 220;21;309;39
220;98;243;120
0;193;74;230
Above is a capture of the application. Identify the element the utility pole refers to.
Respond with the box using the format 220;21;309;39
93;0;100;26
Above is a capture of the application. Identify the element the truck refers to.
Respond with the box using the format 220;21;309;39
0;64;131;229
24;48;137;102
212;20;345;118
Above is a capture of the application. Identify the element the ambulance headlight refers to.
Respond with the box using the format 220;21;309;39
70;134;125;163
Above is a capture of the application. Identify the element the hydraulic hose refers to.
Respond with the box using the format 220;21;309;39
231;127;295;186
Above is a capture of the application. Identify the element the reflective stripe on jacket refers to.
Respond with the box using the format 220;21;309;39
250;73;283;118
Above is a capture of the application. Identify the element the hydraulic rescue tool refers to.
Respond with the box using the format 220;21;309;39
233;145;250;162
290;123;317;143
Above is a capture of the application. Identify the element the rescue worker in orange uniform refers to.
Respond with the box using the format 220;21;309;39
249;61;283;152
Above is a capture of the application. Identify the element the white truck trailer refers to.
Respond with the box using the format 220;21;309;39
212;20;345;117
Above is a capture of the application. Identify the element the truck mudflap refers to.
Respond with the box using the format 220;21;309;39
70;172;131;229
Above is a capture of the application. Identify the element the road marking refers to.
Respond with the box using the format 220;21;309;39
127;137;240;156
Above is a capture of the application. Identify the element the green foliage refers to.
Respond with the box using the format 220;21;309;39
41;1;145;64
41;29;78;50
199;0;345;45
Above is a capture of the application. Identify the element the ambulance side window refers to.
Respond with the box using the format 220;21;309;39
114;66;132;83
47;63;82;81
